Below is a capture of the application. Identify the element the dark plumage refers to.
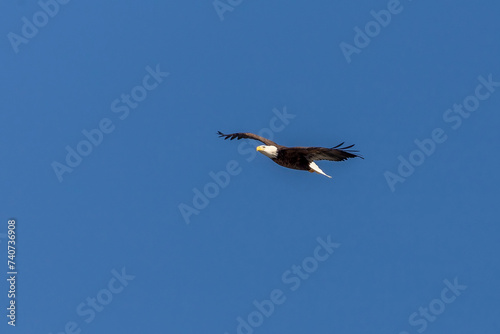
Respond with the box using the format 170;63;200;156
218;131;362;178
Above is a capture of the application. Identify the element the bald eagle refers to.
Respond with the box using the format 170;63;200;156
218;131;362;178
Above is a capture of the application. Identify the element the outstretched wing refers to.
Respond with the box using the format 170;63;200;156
305;143;363;162
217;131;280;147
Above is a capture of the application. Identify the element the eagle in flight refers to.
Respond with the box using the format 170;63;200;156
218;131;362;178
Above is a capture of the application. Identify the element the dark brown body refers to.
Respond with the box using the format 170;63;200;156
272;147;313;170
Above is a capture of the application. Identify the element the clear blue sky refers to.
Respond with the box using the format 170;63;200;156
1;1;499;333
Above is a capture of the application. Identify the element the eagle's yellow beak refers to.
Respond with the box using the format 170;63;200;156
256;146;264;152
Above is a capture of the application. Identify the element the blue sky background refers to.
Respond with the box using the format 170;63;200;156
1;1;499;333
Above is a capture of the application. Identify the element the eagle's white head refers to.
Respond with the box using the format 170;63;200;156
256;145;278;158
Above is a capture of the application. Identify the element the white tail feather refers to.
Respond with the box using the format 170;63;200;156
309;162;332;178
